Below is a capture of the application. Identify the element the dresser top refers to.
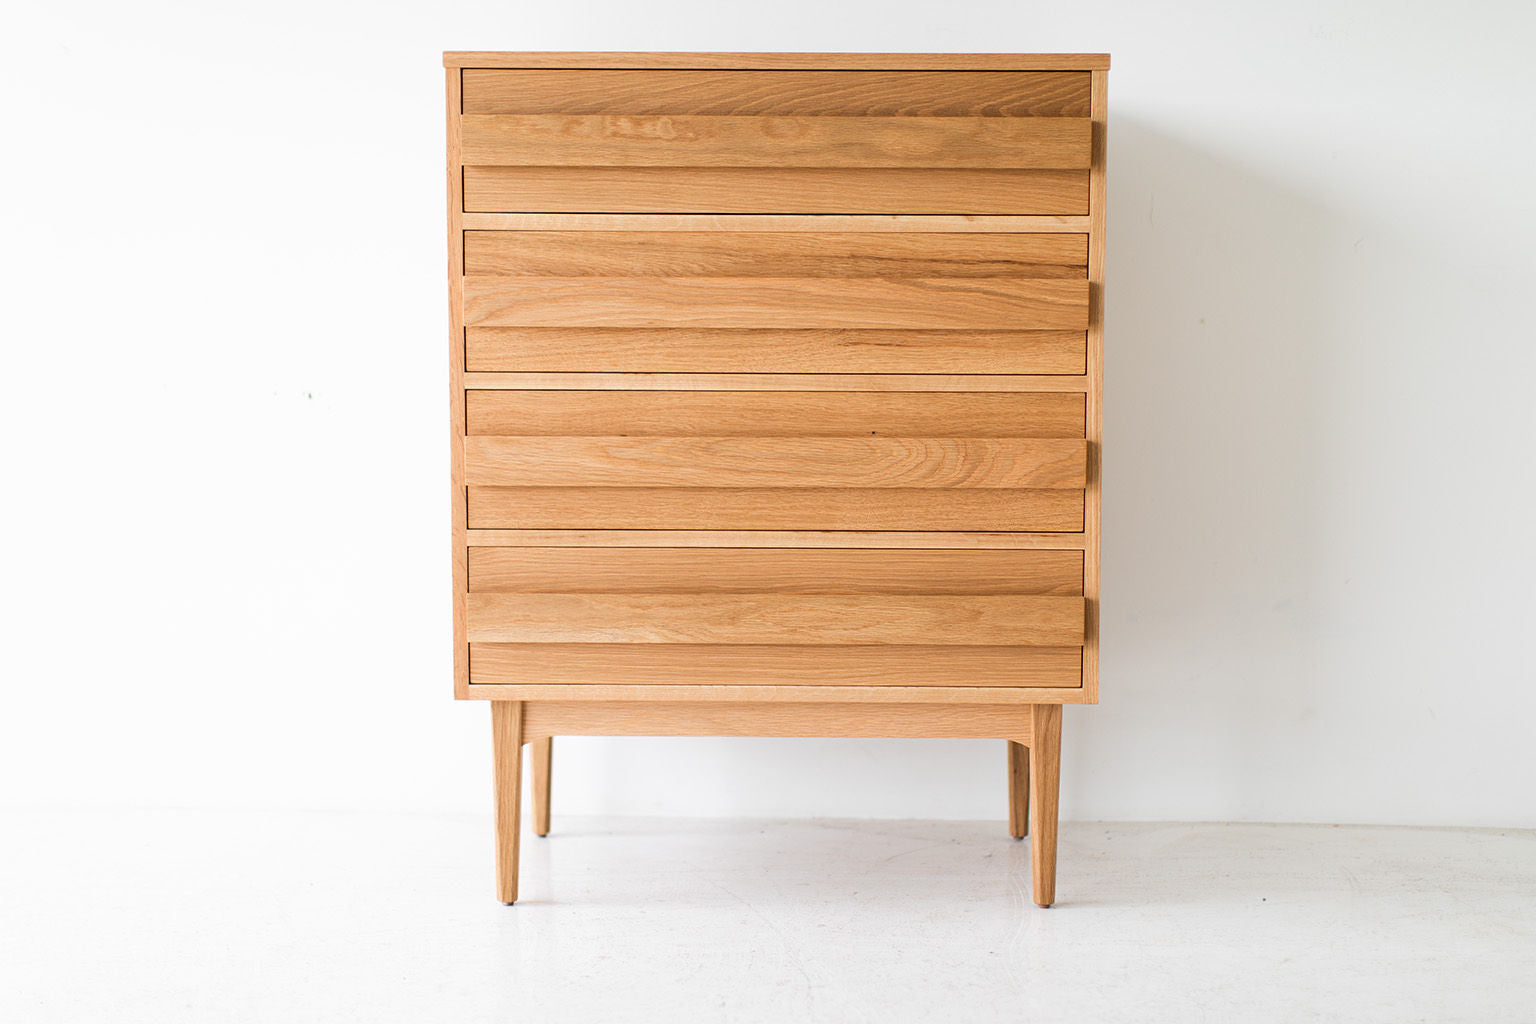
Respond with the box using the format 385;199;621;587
443;52;1110;71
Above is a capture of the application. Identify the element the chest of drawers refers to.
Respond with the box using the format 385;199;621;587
445;51;1107;906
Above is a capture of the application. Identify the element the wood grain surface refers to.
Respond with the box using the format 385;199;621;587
463;230;1085;277
461;114;1091;169
467;547;1084;594
465;390;1086;437
462;166;1089;215
462;70;1091;116
463;436;1086;489
517;700;1042;739
462;276;1089;330
473;645;1081;688
467;593;1085;645
464;327;1087;374
465;486;1085;531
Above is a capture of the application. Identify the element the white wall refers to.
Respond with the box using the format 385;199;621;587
3;0;1533;827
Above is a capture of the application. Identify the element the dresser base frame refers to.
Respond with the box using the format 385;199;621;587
489;700;1063;907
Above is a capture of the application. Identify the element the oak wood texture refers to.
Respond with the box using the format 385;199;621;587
461;114;1090;169
455;58;1095;217
463;230;1086;277
491;701;524;903
465;328;1087;375
446;52;1110;71
519;701;1037;739
465;391;1086;437
447;69;468;699
467;547;1084;594
466;486;1084;531
1008;741;1030;839
467;683;1092;705
463;166;1088;215
461;69;1091;117
464;436;1087;489
462;276;1090;330
467;593;1085;646
470;644;1082;689
466;546;1085;689
531;737;552;838
1083;68;1107;705
450;53;1104;911
1028;703;1062;907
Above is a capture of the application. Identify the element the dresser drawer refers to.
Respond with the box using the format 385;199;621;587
461;229;1088;370
462;388;1087;532
467;547;1085;689
461;230;1089;332
457;69;1090;214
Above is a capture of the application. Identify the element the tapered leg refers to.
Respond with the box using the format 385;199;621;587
1027;704;1062;908
491;701;525;904
531;736;552;837
1007;741;1030;839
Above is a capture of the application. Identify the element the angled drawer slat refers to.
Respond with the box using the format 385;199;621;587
462;276;1090;330
460;114;1092;169
461;70;1091;117
467;593;1086;645
465;390;1086;437
466;487;1085;531
463;230;1086;278
467;547;1083;595
465;327;1086;374
463;436;1088;489
470;643;1083;687
462;166;1089;215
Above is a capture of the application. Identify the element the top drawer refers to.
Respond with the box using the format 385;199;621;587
457;70;1091;215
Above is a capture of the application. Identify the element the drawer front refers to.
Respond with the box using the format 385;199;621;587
463;230;1088;373
467;547;1084;688
463;389;1085;532
458;70;1090;214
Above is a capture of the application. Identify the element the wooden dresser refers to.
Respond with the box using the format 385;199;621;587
444;51;1107;907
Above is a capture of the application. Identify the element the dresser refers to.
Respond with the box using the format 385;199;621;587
444;51;1107;907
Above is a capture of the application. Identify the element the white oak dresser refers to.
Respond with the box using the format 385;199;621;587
445;51;1108;906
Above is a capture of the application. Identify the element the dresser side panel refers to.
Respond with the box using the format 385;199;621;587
1082;68;1107;703
448;68;469;699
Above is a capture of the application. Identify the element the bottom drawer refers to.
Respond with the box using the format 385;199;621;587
465;547;1085;690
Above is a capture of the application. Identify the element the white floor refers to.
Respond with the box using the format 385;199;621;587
3;811;1533;1023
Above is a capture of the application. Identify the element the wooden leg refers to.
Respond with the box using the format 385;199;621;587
531;736;552;837
1007;740;1029;839
491;701;524;905
1027;704;1062;908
